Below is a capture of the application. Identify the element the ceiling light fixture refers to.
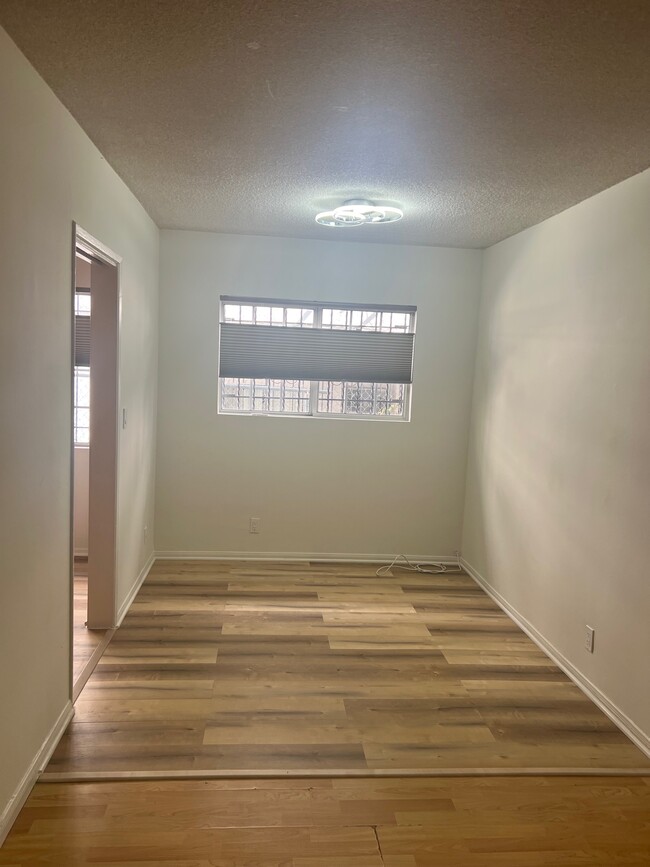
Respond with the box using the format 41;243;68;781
315;199;403;227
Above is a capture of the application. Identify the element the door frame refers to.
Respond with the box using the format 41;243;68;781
70;224;123;695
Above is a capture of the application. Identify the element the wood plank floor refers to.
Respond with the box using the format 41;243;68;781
46;560;650;775
2;776;649;865
72;559;110;685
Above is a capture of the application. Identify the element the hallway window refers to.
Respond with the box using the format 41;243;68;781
74;291;91;444
73;368;90;444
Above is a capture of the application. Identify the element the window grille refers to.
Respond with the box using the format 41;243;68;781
220;378;311;415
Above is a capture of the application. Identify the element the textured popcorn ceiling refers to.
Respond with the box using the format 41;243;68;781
2;0;650;247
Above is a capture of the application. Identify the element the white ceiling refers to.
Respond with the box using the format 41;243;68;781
2;0;649;247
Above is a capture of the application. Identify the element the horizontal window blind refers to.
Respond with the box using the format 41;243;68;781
74;315;90;367
219;323;415;383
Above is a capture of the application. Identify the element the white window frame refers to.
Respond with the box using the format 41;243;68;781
73;365;91;445
218;298;415;422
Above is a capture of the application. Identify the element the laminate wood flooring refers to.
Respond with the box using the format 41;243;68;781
2;776;650;865
73;569;111;696
46;560;650;775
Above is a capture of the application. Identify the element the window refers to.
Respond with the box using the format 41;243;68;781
73;366;91;444
218;298;416;419
74;291;91;444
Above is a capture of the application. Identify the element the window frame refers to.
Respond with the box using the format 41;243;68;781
218;298;415;422
73;364;91;445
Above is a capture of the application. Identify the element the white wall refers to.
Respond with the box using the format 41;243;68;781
462;168;650;747
156;230;482;558
73;447;89;554
0;26;159;830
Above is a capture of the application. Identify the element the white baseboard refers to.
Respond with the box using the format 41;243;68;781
461;557;650;759
0;701;74;846
154;551;459;564
116;552;155;627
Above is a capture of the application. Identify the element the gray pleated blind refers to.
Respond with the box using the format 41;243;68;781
75;315;91;367
219;323;415;383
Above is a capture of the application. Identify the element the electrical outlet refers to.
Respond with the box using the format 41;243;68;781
249;517;261;534
585;625;595;653
144;525;148;542
122;408;127;429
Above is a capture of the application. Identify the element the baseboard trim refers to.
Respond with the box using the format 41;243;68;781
461;557;650;759
0;701;74;846
154;551;459;564
39;766;650;784
116;552;155;628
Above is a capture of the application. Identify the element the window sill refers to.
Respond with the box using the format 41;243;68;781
217;410;410;423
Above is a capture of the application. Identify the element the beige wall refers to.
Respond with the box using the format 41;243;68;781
76;257;91;288
0;25;159;825
462;168;650;746
73;447;89;554
155;230;482;558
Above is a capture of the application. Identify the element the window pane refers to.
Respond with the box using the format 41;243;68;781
360;311;378;331
320;308;411;333
255;306;271;325
74;366;91;443
75;425;90;445
75;293;91;315
223;304;241;322
318;381;406;418
286;307;301;325
284;306;315;327
224;302;316;328
220;377;311;414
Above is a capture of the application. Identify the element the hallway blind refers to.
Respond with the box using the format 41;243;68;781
74;314;91;367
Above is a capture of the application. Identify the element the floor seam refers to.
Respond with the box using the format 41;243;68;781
372;825;386;866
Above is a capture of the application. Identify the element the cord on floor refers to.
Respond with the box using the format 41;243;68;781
375;552;463;577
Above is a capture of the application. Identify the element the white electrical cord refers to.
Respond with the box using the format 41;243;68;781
376;552;462;577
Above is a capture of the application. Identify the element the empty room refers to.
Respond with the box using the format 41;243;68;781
0;1;648;864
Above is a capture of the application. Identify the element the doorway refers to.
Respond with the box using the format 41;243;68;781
71;225;121;697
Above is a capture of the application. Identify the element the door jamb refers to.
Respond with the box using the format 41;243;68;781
69;223;123;698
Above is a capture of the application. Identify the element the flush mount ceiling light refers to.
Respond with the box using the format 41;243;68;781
315;199;403;227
